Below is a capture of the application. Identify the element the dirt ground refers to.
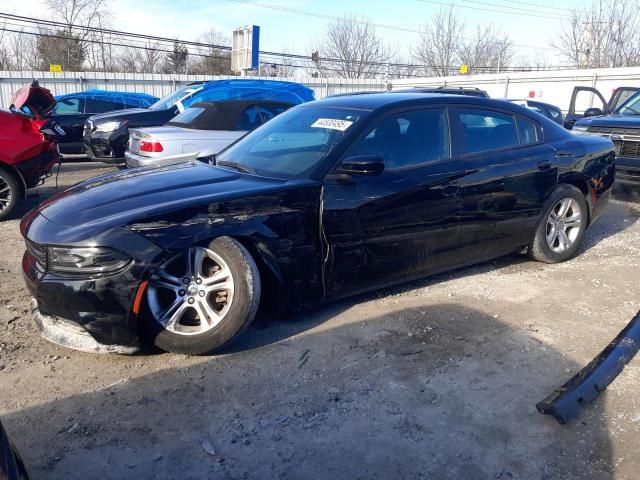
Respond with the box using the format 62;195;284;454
1;163;640;480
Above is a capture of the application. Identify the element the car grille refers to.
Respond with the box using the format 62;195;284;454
26;240;46;267
617;140;640;158
587;126;640;136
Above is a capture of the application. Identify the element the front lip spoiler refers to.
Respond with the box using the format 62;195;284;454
30;298;140;355
537;310;640;424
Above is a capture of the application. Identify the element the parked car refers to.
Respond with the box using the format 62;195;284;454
52;90;158;157
84;80;315;164
125;100;293;168
0;81;62;221
22;93;614;355
393;86;489;97
572;88;640;184
564;86;640;129
0;419;30;480
506;99;564;125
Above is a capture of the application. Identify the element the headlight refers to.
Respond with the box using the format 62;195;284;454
94;121;125;133
572;125;589;135
48;246;131;274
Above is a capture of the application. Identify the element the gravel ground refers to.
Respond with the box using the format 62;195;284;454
1;163;640;480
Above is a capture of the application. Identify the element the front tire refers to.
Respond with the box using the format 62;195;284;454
0;167;20;222
528;184;588;263
145;237;261;354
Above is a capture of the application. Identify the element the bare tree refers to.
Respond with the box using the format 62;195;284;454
42;0;111;71
554;0;640;68
458;26;513;73
413;6;463;77
310;14;390;79
190;29;232;75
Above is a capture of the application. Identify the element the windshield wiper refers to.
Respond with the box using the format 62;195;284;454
215;160;257;175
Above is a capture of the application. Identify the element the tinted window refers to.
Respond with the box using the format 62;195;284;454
53;97;83;114
547;108;562;120
170;107;206;126
458;109;518;154
517;117;538;145
85;98;125;113
349;109;449;169
236;104;288;131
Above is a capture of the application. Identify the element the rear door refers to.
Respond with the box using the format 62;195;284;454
451;107;557;261
565;87;609;130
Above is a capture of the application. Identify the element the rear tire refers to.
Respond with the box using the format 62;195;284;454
145;237;261;355
528;184;588;263
0;167;20;222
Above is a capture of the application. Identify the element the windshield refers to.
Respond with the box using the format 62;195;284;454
616;91;640;115
149;85;203;110
216;106;368;179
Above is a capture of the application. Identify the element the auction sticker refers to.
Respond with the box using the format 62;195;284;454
311;118;353;131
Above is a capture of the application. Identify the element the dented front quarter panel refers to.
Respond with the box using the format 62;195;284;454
128;184;325;309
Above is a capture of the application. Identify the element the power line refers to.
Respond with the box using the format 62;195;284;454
225;0;558;51
415;0;566;21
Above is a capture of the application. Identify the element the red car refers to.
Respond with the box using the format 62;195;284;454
0;81;61;221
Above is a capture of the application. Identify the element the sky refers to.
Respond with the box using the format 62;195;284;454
4;0;581;67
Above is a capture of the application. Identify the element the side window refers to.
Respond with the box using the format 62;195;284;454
53;97;83;115
517;117;539;145
85;98;125;114
572;89;607;116
349;109;450;170
458;109;519;154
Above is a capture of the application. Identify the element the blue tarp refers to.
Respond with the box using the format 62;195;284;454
182;80;315;108
55;89;159;108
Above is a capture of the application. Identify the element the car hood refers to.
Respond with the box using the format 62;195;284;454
575;113;640;129
11;82;55;116
90;108;153;122
32;161;313;236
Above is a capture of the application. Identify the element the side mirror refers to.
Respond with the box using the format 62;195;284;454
584;107;603;117
337;155;385;176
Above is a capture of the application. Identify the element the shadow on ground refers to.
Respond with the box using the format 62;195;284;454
4;304;615;480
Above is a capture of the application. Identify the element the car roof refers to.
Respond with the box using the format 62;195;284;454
307;92;508;111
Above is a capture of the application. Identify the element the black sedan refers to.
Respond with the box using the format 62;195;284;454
21;94;615;355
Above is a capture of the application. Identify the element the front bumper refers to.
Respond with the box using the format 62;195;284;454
83;129;127;164
31;298;139;354
615;156;640;184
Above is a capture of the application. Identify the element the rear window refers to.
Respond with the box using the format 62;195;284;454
167;107;206;126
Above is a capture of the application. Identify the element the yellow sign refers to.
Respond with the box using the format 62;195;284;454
49;64;63;73
459;64;469;74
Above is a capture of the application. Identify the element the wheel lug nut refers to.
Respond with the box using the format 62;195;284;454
183;278;190;284
178;290;185;296
188;298;195;304
199;290;205;297
196;278;202;285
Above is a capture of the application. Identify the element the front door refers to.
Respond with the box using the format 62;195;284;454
565;87;609;130
52;97;87;154
321;107;467;298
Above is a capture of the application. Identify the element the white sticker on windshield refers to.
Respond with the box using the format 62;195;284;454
311;118;353;131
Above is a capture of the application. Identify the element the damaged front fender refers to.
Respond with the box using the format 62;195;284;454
537;310;640;425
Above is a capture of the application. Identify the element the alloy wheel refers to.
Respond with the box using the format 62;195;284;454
147;246;235;335
545;197;582;253
0;176;13;213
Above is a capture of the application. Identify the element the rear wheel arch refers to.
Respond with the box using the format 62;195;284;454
557;178;592;226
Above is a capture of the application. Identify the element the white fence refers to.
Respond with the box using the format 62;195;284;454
4;67;640;112
393;67;640;112
0;71;387;105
